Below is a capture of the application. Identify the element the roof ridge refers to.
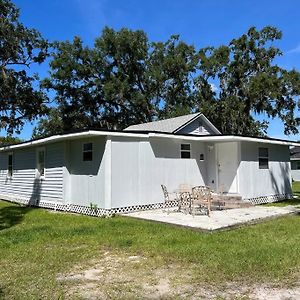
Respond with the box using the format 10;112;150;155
126;112;200;128
124;112;201;132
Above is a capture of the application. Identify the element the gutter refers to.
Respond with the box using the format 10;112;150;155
1;130;300;152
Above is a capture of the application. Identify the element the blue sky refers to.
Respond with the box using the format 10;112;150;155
9;0;300;140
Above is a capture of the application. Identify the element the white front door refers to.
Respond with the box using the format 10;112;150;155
206;144;217;191
216;142;238;193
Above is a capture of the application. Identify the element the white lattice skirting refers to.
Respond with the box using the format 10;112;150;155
0;194;182;217
246;193;293;205
0;193;293;217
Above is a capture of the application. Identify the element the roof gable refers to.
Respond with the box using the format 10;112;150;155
124;113;221;135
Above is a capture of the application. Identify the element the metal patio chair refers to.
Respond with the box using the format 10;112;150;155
161;185;178;212
191;186;212;217
179;191;192;214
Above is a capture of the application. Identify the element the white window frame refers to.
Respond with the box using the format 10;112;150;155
200;153;205;161
7;152;13;178
36;147;46;179
180;143;191;159
258;147;269;169
83;142;93;161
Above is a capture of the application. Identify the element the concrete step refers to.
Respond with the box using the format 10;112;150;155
211;194;253;210
213;194;243;202
223;203;253;209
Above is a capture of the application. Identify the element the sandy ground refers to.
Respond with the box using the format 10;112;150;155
57;251;300;300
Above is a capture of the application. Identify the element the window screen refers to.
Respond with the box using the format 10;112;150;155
37;149;45;177
83;143;93;161
181;144;191;159
258;147;269;169
8;153;13;177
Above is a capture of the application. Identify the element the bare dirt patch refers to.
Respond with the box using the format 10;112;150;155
57;251;300;299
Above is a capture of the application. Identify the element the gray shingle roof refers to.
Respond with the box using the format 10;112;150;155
125;113;200;133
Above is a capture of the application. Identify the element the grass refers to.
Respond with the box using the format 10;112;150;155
0;190;300;298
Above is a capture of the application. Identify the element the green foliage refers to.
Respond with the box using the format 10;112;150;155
197;26;300;135
40;28;199;136
36;26;300;137
0;0;49;135
32;107;64;139
89;202;98;211
0;136;22;146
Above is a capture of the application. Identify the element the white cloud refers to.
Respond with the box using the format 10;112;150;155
287;44;300;54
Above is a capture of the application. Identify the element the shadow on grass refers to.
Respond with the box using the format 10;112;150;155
0;205;31;230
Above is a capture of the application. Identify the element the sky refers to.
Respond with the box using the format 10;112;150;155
9;0;300;140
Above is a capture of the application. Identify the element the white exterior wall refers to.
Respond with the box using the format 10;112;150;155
291;160;300;181
238;142;292;199
0;142;64;203
110;137;207;208
64;136;106;208
0;134;294;211
291;170;300;181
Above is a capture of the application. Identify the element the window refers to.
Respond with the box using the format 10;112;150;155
37;148;45;178
258;147;269;169
7;153;13;177
200;153;204;161
291;161;300;170
83;143;93;161
180;144;191;159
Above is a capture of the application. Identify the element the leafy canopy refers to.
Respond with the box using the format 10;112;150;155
197;26;300;135
40;28;199;135
36;26;300;138
0;0;49;135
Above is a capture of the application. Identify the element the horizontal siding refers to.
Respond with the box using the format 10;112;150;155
0;142;64;203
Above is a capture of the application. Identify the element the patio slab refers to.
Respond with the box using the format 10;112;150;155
122;206;299;231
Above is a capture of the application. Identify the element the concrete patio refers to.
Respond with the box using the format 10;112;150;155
123;206;299;231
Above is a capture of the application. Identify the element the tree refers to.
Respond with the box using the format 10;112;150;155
32;107;64;139
0;136;22;146
39;27;199;136
0;0;49;135
42;30;152;134
150;35;198;119
197;26;300;135
37;26;300;138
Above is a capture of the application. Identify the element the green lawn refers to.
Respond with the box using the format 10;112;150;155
0;191;300;299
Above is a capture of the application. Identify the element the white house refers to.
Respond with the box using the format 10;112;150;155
290;146;300;181
0;113;297;216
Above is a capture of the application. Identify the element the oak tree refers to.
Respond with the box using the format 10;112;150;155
0;0;48;135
